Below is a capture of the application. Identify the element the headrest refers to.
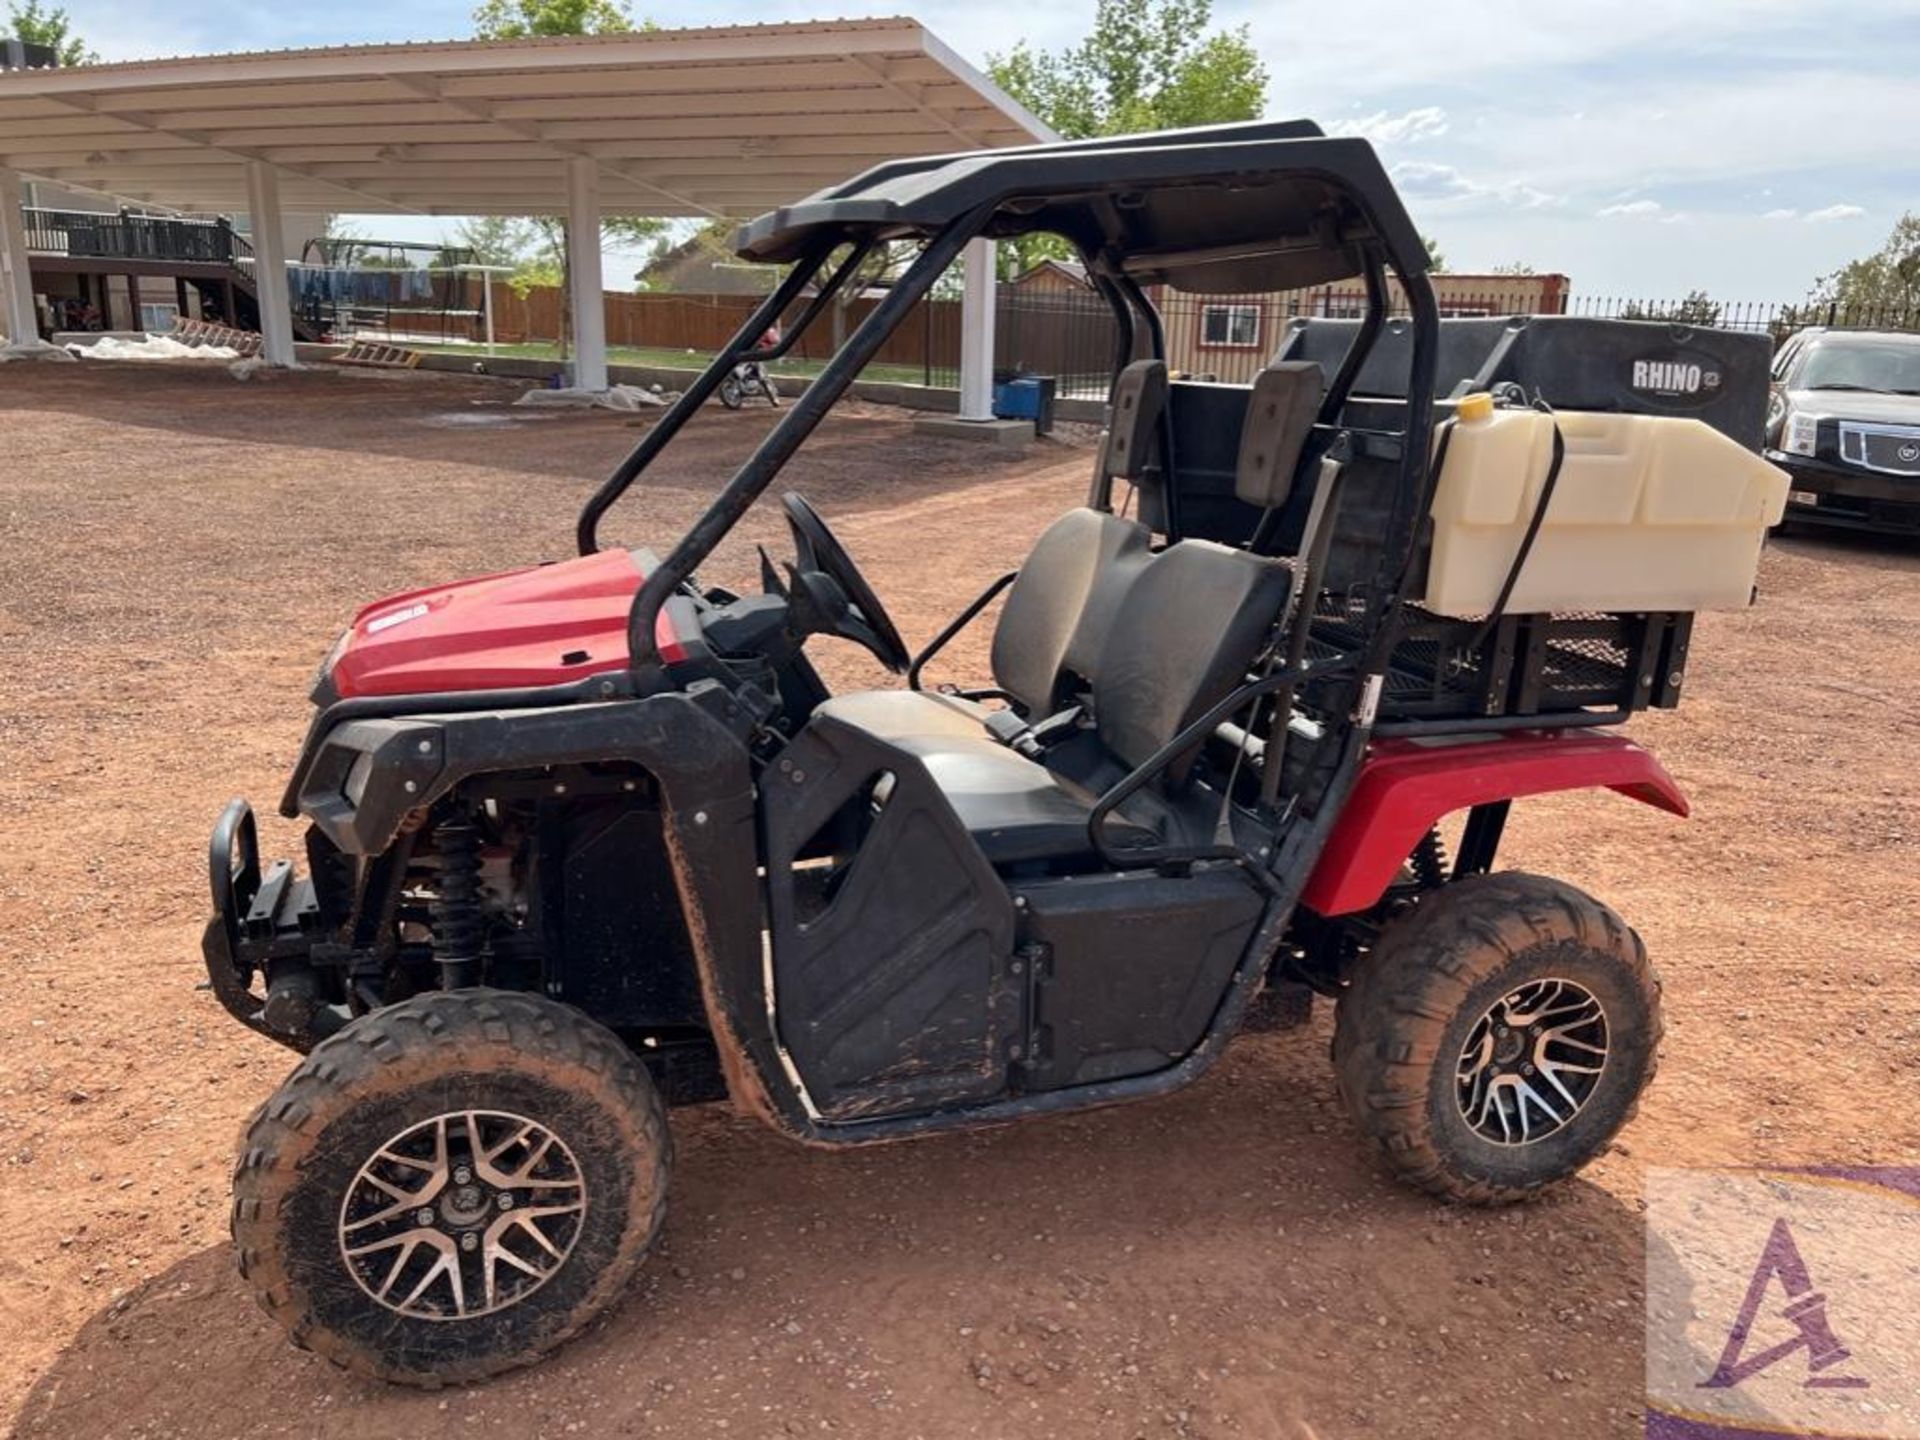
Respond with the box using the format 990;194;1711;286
1100;359;1169;482
1235;361;1325;509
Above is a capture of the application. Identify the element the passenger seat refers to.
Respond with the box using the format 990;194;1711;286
892;358;1167;729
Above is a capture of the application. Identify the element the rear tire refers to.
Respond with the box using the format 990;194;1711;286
1332;873;1660;1204
232;989;670;1386
718;375;744;409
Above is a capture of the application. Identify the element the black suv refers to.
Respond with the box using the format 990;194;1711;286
1766;328;1920;534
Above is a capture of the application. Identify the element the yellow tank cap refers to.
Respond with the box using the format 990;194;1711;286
1456;391;1495;422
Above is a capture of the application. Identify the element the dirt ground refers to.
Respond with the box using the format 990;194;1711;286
0;362;1915;1440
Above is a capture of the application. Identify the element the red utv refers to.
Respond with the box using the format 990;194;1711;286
205;120;1786;1384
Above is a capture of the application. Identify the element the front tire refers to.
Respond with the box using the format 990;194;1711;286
1332;873;1661;1204
232;990;670;1386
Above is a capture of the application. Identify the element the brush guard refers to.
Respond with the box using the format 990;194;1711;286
204;798;341;1050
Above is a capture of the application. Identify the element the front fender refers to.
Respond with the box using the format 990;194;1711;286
293;688;751;857
1299;730;1688;917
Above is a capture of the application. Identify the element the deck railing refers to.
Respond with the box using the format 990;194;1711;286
22;207;244;266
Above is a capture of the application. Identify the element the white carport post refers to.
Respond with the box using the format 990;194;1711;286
242;161;295;366
957;236;996;421
566;157;608;393
0;167;47;350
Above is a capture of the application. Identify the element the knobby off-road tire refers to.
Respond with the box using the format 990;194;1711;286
232;989;671;1386
1332;872;1662;1205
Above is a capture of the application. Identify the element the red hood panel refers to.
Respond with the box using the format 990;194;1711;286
329;549;685;699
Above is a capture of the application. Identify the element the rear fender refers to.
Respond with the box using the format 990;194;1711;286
1299;731;1688;917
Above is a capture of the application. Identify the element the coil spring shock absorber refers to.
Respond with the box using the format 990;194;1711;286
431;813;484;990
1409;827;1450;890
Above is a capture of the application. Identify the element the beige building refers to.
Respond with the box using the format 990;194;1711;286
1008;262;1572;383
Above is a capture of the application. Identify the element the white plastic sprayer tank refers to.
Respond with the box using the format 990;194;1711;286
1419;393;1790;617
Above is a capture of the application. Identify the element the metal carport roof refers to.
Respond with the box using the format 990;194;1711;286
0;18;1052;217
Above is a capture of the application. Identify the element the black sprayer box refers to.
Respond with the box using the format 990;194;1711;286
1274;314;1774;450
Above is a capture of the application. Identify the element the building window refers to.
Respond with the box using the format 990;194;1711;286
1314;293;1368;319
1199;303;1261;348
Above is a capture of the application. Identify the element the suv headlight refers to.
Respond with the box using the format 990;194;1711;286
1784;412;1819;456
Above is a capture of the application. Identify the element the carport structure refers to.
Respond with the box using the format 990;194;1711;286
0;18;1051;404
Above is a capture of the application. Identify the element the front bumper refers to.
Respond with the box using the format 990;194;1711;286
1769;452;1920;533
204;798;333;1051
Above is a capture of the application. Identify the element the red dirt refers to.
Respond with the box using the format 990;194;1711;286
0;362;1914;1440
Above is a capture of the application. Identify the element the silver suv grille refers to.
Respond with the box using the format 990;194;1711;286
1839;422;1920;476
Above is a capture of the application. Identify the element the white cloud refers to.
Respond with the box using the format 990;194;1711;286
1763;208;1799;221
1390;161;1558;210
1597;199;1665;218
1329;106;1449;145
1391;161;1477;199
1805;203;1867;223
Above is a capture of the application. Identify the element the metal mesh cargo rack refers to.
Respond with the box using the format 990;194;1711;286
1304;598;1693;726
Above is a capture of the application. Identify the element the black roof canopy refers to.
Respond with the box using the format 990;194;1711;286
734;120;1428;294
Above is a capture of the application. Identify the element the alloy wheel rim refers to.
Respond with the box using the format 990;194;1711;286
338;1109;587;1320
1455;978;1610;1146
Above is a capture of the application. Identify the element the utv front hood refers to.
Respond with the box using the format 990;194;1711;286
327;548;685;699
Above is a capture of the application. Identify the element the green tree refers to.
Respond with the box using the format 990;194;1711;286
1423;236;1447;273
1490;261;1537;276
1808;212;1920;318
987;0;1266;272
988;0;1266;140
7;0;95;65
471;0;635;40
456;215;541;269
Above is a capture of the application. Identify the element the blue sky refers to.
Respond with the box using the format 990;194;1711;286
67;0;1919;298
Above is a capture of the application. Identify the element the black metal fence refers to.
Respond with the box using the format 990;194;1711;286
1557;293;1920;338
933;285;1920;399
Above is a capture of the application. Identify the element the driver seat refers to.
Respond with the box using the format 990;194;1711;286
983;357;1166;717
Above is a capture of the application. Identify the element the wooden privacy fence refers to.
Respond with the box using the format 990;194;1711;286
429;282;1920;389
486;283;971;376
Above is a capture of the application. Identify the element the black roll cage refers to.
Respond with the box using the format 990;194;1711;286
573;176;1441;721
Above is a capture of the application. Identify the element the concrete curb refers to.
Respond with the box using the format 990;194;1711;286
406;350;1108;425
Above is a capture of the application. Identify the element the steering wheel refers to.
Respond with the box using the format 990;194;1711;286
780;492;911;674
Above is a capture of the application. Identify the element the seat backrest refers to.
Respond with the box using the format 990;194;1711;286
991;507;1152;717
1091;541;1294;788
1098;358;1169;484
1236;360;1325;512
